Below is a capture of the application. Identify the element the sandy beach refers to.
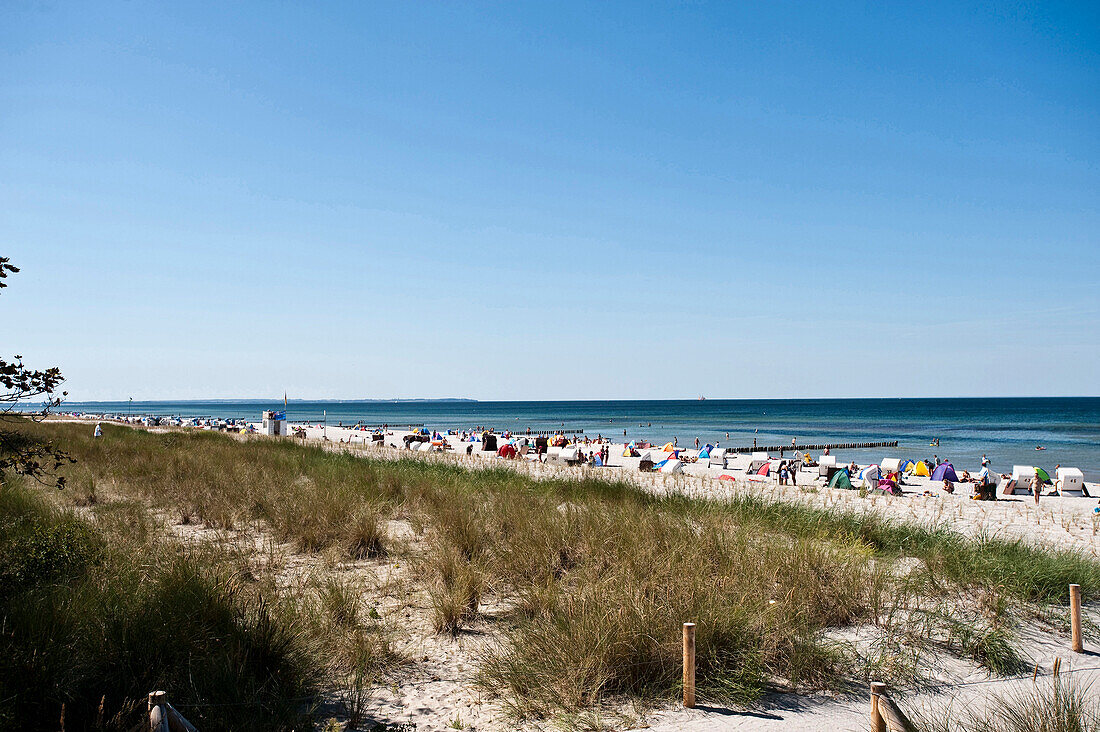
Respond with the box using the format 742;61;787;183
269;422;1100;730
40;416;1100;731
286;422;1100;556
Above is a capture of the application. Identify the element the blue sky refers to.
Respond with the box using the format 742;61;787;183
2;1;1097;400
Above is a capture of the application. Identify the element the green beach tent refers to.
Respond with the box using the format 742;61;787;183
828;469;854;490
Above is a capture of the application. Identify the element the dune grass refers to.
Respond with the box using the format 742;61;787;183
909;674;1100;732
4;418;1100;725
0;484;318;731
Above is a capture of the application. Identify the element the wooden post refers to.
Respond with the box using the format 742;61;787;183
148;691;168;732
683;622;696;708
870;682;887;732
1070;584;1083;653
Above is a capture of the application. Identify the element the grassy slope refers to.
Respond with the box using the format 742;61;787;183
4;419;1100;726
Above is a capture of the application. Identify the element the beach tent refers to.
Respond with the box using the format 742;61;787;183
593;454;604;467
930;463;958;483
912;461;931;477
698;445;711;459
660;459;684;474
756;463;770;476
828;470;854;490
418;442;433;452
899;459;916;474
497;444;517;459
661;442;675;452
718;474;736;481
1035;467;1053;484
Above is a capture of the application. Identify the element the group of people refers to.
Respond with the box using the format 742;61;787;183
776;460;799;486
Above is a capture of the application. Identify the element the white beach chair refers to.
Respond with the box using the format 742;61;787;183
818;455;837;478
1003;465;1036;495
709;448;727;469
880;458;901;473
1056;467;1087;497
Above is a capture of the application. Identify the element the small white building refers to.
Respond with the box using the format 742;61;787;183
262;410;288;436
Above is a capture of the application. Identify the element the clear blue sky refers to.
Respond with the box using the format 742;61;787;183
2;2;1097;400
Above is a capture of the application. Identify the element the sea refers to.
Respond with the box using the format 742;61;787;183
31;397;1100;478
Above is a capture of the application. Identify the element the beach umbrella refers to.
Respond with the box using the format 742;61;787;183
1035;467;1052;483
661;442;675;452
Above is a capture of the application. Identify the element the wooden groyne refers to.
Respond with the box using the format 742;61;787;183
727;440;898;454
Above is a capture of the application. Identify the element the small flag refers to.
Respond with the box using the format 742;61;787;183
284;391;288;408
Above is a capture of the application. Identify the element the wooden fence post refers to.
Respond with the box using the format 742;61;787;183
1070;584;1083;653
148;691;168;732
870;682;887;732
683;622;696;708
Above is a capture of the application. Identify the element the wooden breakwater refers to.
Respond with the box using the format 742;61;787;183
726;440;898;454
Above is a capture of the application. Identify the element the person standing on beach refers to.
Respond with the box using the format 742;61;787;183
694;437;700;449
1031;471;1043;505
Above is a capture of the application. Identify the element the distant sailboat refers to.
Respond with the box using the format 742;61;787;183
698;395;706;401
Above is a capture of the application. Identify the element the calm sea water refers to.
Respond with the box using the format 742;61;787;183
37;398;1100;478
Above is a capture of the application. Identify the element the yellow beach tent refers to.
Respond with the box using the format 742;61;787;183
661;442;675;452
912;461;930;477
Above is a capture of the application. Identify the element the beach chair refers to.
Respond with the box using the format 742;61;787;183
817;455;837;478
1056;467;1088;497
1003;465;1036;496
880;458;901;473
709;448;727;469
